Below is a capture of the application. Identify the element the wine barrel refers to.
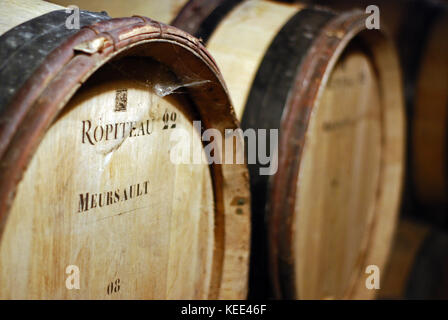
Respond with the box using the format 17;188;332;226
173;0;405;299
412;7;448;206
380;219;448;300
0;0;250;299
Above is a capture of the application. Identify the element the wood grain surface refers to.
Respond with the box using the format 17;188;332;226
0;1;251;299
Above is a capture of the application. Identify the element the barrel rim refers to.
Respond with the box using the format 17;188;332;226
268;9;405;299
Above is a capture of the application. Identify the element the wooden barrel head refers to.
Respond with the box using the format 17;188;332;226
0;7;250;299
0;59;215;299
294;45;382;299
272;20;405;299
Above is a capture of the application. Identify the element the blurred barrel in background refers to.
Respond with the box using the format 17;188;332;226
412;8;448;206
405;224;448;299
380;219;448;299
300;0;448;219
173;0;405;300
283;0;448;299
0;0;250;299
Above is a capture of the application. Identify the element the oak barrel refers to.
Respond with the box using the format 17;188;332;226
412;7;448;206
380;219;448;300
173;0;405;299
0;0;250;299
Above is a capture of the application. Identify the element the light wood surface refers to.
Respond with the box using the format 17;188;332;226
294;47;382;299
0;0;63;34
207;0;301;119
0;60;216;299
48;0;189;23
347;29;405;300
